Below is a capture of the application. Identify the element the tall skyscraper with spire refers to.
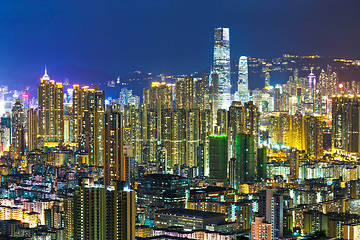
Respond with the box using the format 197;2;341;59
38;68;64;143
213;27;231;110
238;56;250;103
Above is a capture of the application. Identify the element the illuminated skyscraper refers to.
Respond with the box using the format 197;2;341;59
161;108;172;170
195;73;209;111
216;109;228;135
228;102;245;159
244;101;260;154
171;109;186;167
305;70;317;116
257;148;267;181
26;108;38;152
72;85;87;143
265;72;270;88
213;27;231;110
289;148;299;181
73;179;135;240
200;109;212;176
235;134;255;185
145;109;157;163
150;82;173;111
210;73;220;128
63;197;74;240
175;76;194;110
38;70;64;143
332;96;360;153
186;109;200;167
130;106;145;164
238;56;250;103
104;104;126;186
11;100;25;159
81;88;105;166
304;116;323;159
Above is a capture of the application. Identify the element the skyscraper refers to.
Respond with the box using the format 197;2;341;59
73;179;135;240
213;27;231;110
305;70;317;116
186;109;200;167
332;96;360;153
265;72;270;88
209;135;228;186
38;70;64;143
304;116;324;159
11;100;25;159
289;148;299;181
257;148;267;181
235;134;255;185
82;88;105;166
26;108;38;152
104;104;126;186
238;56;250;103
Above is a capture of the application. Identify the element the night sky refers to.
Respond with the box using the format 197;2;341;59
1;0;360;89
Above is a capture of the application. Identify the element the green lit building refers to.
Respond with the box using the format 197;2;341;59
235;134;255;185
209;135;228;185
257;147;267;181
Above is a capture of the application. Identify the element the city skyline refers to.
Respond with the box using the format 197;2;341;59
2;2;360;239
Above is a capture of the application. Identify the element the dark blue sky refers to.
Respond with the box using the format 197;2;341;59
1;0;360;88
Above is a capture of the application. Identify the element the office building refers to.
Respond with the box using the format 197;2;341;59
238;56;250;103
213;27;231;110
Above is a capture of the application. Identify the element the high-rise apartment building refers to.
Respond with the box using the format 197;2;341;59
186;109;200;167
257;148;267;181
195;73;209;111
332;96;360;153
213;27;231;110
73;179;135;240
72;85;89;143
175;76;194;110
171;109;186;167
104;104;126;186
238;56;250;103
209;135;228;185
38;70;64;143
200;109;212;176
304;116;324;159
80;88;105;166
26;108;38;152
11;100;25;159
251;216;272;240
235;134;255;186
290;148;300;181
